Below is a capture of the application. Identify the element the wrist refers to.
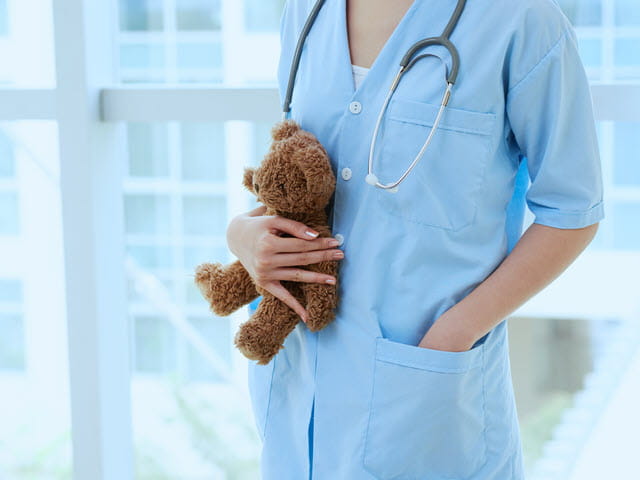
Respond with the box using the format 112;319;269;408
226;214;246;258
418;316;478;352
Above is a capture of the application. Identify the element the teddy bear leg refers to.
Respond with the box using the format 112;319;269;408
302;260;339;332
194;260;259;316
234;293;301;365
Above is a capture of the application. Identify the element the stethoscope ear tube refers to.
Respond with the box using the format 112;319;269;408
283;0;465;114
401;38;461;85
282;0;327;117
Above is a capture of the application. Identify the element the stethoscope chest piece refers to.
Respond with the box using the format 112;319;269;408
365;173;398;193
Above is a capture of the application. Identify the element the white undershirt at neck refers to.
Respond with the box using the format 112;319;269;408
352;64;370;90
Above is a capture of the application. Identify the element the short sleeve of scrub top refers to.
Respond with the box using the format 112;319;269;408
246;1;606;480
506;27;605;229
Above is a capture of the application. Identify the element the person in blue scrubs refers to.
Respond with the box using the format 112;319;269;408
226;0;605;478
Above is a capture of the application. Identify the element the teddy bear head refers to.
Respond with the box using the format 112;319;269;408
242;120;336;214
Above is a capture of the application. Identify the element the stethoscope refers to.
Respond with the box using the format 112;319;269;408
281;0;467;193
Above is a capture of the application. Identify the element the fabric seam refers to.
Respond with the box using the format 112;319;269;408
529;199;605;219
506;28;571;99
261;355;277;439
362;337;381;476
375;356;481;374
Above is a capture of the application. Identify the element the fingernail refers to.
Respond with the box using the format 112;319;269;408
301;314;308;323
326;278;336;285
328;239;340;247
333;251;344;259
305;230;319;238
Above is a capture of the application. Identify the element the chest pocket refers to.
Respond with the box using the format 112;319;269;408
374;97;496;231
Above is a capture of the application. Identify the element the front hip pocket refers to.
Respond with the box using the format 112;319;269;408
362;337;488;479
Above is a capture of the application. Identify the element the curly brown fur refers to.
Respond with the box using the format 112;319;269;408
194;260;259;316
194;119;339;364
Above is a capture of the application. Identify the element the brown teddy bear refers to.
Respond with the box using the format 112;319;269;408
194;120;339;365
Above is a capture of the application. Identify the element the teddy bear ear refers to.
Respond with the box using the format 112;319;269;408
271;119;300;141
297;145;335;196
242;167;256;194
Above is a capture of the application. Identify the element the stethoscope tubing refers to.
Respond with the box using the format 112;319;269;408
281;0;467;191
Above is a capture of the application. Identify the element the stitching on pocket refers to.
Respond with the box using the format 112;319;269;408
376;356;480;374
386;98;497;136
375;337;485;373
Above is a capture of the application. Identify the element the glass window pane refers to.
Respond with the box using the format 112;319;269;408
117;0;284;84
120;43;165;70
0;312;24;370
592;121;640;251
0;129;14;177
613;122;640;186
183;245;228;272
0;191;19;235
577;37;602;68
0;278;21;302
176;42;223;83
0;121;71;478
253;122;273;167
127;123;170;178
119;0;163;31
615;37;640;66
245;0;286;32
176;41;221;70
0;0;8;36
127;273;175;304
127;244;174;270
182;195;226;236
180;123;225;181
0;0;54;86
186;316;231;382
124;194;172;235
126;121;263;479
556;0;601;26
616;0;640;26
176;0;221;31
133;315;176;373
178;42;222;70
612;203;640;249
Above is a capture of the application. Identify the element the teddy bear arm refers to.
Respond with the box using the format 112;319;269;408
302;260;339;332
194;259;259;316
234;293;300;365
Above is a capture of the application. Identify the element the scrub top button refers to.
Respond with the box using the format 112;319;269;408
334;233;344;246
341;167;352;180
349;101;362;114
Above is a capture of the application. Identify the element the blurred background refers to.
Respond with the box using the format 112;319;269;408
0;0;638;479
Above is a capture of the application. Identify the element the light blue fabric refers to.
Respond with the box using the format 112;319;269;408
247;0;605;478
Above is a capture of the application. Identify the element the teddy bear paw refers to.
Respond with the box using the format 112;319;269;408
305;304;335;332
234;326;284;365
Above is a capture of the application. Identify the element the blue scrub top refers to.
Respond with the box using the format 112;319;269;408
247;0;605;479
